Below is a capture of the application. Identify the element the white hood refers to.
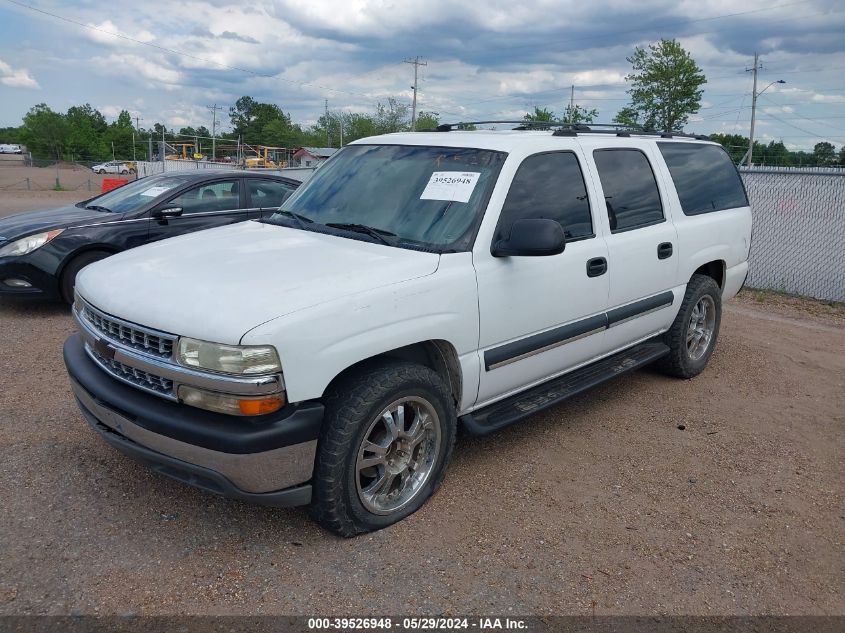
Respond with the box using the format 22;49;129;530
76;221;440;344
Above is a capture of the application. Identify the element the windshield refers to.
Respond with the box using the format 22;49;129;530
80;174;194;214
270;144;506;250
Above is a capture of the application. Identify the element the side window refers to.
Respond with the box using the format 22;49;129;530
247;179;295;209
593;149;664;232
658;143;749;215
167;180;241;214
495;152;593;243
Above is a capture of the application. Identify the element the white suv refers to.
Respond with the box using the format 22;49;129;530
64;123;751;536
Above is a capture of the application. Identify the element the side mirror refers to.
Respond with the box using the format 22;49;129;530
152;205;183;218
492;218;566;257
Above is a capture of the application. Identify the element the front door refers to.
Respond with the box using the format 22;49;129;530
147;178;251;243
474;150;610;407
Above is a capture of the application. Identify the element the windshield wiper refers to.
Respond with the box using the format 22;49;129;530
325;223;397;246
270;209;314;231
85;204;112;213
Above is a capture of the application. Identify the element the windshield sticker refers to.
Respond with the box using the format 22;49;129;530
139;185;175;197
420;171;481;204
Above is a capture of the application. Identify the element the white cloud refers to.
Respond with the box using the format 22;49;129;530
85;19;155;46
0;59;39;89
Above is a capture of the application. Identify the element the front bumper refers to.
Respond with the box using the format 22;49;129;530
64;334;323;506
0;256;61;299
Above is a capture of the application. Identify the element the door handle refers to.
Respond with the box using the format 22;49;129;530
586;257;607;277
657;242;673;259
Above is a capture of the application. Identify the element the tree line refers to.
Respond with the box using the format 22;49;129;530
1;38;842;166
0;96;440;162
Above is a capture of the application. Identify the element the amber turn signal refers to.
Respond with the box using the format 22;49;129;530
238;396;286;416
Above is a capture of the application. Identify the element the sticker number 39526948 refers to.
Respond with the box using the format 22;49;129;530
420;171;481;204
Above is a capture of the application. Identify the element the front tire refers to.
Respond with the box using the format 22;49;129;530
310;360;456;537
60;250;112;304
658;274;722;378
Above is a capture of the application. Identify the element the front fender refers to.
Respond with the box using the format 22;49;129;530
241;253;480;408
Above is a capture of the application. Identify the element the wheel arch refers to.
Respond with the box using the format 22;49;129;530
321;339;463;408
692;259;725;288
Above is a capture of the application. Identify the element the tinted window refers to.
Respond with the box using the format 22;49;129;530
247;179;295;210
659;143;749;215
495;152;593;242
593;149;664;232
167;180;241;214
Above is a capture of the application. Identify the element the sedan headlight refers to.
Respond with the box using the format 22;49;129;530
176;337;282;375
0;229;64;257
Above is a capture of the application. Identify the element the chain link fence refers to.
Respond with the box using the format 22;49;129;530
739;166;845;302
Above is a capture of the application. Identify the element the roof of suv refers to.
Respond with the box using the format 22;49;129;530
352;130;717;153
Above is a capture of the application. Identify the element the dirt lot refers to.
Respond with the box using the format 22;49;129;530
0;164;130;209
0;188;842;616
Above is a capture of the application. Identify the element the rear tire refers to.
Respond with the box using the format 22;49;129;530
310;360;456;537
60;251;112;304
658;274;722;378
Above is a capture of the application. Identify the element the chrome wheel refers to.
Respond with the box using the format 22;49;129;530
687;295;716;361
355;396;441;515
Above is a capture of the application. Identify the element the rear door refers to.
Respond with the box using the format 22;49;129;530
582;142;679;350
146;177;250;243
245;178;299;218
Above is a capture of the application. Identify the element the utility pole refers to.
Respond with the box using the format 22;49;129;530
569;85;575;123
745;53;785;167
207;104;224;160
404;56;427;130
323;99;329;146
746;52;761;167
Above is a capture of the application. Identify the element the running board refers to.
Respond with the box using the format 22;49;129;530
460;339;670;436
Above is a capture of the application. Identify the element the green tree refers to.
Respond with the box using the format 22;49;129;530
839;146;845;166
813;141;836;165
523;106;555;122
613;105;643;128
561;104;598;124
20;104;68;159
415;111;440;130
341;113;379;143
620;38;706;132
65;104;108;160
374;98;409;134
105;109;135;159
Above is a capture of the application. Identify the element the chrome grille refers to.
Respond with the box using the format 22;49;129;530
89;347;175;396
80;301;175;358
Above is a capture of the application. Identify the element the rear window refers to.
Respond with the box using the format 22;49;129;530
658;143;749;215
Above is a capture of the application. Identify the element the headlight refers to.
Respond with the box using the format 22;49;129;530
0;229;64;257
176;337;282;375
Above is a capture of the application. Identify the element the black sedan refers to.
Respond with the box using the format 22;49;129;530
0;171;300;303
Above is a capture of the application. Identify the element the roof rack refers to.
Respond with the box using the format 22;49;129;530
428;120;709;141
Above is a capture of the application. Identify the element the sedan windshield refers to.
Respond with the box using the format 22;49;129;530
80;174;194;214
270;144;506;250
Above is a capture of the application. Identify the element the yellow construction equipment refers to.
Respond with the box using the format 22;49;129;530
244;146;288;169
166;143;205;161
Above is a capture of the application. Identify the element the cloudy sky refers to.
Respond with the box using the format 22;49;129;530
1;0;844;151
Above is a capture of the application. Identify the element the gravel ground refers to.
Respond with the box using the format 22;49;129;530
0;190;842;616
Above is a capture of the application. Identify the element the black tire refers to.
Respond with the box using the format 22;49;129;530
658;274;722;379
120;169;128;175
310;360;456;537
97;169;105;174
60;251;112;304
